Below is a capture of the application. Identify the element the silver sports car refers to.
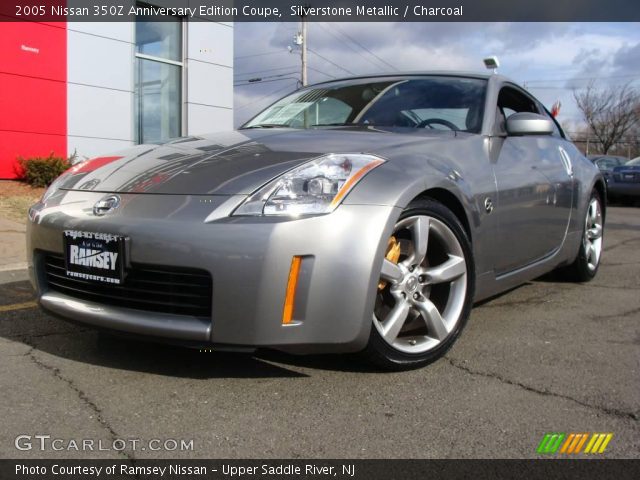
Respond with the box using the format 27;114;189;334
27;73;605;369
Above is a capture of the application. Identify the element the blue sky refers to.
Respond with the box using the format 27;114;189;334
233;22;640;132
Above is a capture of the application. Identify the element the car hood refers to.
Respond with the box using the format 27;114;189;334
613;165;640;173
57;128;454;195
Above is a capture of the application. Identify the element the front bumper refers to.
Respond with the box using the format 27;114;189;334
27;191;399;353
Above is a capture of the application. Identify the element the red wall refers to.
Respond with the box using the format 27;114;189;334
0;22;67;179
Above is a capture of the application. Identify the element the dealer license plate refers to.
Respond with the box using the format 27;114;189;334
63;230;126;284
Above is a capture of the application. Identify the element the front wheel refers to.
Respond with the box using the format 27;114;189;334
362;199;475;370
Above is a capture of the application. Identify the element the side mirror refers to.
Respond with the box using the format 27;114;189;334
506;112;554;136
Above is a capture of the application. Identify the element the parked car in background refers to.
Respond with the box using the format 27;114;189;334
588;154;627;176
608;157;640;203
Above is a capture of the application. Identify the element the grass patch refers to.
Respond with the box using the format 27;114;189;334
0;196;39;223
0;180;44;224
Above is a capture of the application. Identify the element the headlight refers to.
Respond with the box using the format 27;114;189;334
233;153;385;216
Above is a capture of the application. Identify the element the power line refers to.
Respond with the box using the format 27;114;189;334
327;23;397;71
236;82;298;110
234;50;287;60
307;65;337;79
236;63;336;82
307;48;356;76
314;23;387;72
523;73;640;84
526;86;576;90
235;71;300;84
235;65;299;77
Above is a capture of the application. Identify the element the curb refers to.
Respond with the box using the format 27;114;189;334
0;262;28;272
0;268;29;285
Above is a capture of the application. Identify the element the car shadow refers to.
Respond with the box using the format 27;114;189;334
20;327;312;379
472;282;533;306
1;281;382;377
256;349;383;373
607;199;640;208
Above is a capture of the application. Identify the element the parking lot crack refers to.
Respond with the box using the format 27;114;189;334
25;346;136;461
583;283;639;292
9;329;89;341
604;237;640;252
478;293;552;309
594;306;640;320
444;356;639;422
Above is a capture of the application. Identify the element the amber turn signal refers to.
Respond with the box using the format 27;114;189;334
282;256;302;324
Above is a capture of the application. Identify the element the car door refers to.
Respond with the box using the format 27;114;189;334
490;85;573;274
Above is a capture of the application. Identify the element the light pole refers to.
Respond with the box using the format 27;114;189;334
301;15;308;86
483;56;500;74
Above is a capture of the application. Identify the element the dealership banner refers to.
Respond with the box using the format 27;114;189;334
3;459;640;479
2;0;640;22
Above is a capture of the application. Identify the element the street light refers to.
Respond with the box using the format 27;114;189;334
483;56;500;74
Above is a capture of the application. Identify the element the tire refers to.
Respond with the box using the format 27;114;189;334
362;198;475;370
562;190;604;282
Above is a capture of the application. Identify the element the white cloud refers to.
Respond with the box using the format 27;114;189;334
233;22;640;127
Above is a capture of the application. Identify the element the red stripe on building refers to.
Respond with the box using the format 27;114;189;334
0;21;67;179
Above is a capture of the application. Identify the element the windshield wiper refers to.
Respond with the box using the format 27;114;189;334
242;123;291;129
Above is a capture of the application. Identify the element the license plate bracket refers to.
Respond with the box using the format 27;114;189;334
63;230;126;284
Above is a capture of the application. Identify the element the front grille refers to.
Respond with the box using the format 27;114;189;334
42;253;212;317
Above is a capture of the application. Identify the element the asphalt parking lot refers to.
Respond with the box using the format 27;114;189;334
1;206;638;460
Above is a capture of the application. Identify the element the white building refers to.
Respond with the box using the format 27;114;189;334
0;17;233;178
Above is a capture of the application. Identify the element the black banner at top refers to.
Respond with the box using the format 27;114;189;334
2;0;640;22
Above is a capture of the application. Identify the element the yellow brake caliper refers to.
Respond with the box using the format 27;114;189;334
378;236;401;290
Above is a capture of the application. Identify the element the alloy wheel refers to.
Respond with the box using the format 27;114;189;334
373;215;467;354
583;197;603;271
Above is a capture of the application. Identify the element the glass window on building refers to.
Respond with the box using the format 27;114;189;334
135;11;182;144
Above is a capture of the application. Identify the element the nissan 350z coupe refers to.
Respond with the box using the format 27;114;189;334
27;73;605;369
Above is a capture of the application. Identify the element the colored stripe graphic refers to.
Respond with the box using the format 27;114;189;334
560;433;589;454
537;433;565;454
539;432;613;455
584;433;613;454
573;433;590;453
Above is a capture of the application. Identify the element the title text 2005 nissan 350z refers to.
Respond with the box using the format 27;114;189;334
27;73;606;369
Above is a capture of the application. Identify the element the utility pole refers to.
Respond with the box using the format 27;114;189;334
300;13;308;86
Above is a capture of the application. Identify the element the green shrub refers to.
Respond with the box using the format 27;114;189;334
17;152;74;187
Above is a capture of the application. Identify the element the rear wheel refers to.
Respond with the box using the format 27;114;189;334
362;199;474;370
562;190;604;282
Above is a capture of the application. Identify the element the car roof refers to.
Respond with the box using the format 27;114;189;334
310;71;508;86
588;154;627;160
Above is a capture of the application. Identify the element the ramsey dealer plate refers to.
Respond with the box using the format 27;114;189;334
63;230;126;284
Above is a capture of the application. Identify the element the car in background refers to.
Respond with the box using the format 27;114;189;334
608;157;640;203
588;154;627;176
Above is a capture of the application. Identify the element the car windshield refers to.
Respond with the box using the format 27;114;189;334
242;76;488;133
594;157;623;170
627;157;640;166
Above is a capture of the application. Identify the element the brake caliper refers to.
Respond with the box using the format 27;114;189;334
378;236;401;290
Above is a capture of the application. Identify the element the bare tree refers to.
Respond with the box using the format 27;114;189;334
573;82;640;154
